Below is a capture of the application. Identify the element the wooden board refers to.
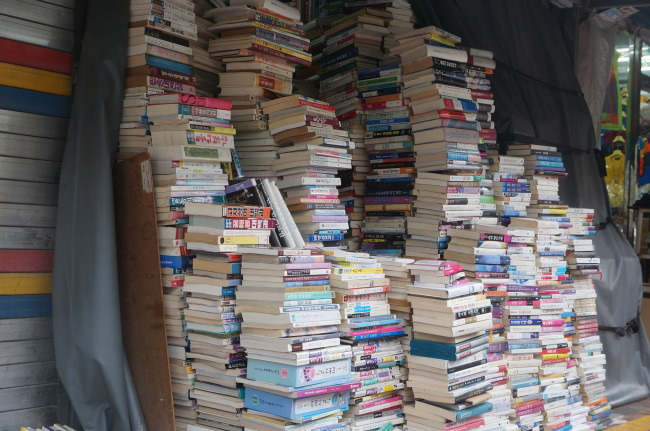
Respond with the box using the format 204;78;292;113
0;317;53;342
0;339;54;366
0;204;57;228
114;152;175;430
0;180;59;205
0;383;59;412
0;227;55;249
0;251;54;272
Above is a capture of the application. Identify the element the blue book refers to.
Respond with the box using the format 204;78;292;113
145;55;193;74
359;86;402;99
345;318;402;329
365;117;410;126
245;387;350;420
410;333;489;354
0;294;52;318
357;64;400;78
358;82;400;93
306;234;345;242
366;176;412;183
352;330;405;341
283;280;330;287
160;255;194;268
0;85;71;118
475;255;510;265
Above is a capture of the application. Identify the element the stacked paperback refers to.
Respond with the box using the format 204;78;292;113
121;0;199;152
236;247;353;430
264;95;354;247
567;208;612;429
404;259;493;431
361;64;413;256
183;201;276;430
392;25;497;259
325;249;408;431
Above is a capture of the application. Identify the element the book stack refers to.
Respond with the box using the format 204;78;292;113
506;143;567;218
489;155;531;221
204;0;309;132
261;95;353;247
376;256;416;405
361;64;413;257
147;94;234;227
193;11;222;97
235;247;353;431
317;9;388;251
323;249;408;431
565;208;611;429
404;259;493;431
183;201;276;430
19;426;76;431
147;105;234;428
233;131;281;180
121;0;199;153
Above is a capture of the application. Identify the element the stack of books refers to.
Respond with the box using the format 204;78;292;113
404;259;493;431
235;247;353;430
122;0;199;153
204;0;309;132
566;208;611;429
262;95;353;247
193;11;221;97
324;249;407;430
489;155;531;221
19;426;76;431
184;201;276;430
361;65;413;256
376;256;416;405
506;143;567;218
233;130;281;180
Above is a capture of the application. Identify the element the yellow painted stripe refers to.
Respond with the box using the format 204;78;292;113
0;273;52;295
0;62;72;96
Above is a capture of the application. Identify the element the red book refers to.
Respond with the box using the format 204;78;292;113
0;38;73;74
0;250;54;272
148;93;233;110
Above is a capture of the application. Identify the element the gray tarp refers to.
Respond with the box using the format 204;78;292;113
412;0;650;406
51;0;147;429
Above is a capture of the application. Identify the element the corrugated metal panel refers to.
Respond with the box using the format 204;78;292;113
0;405;59;431
0;317;53;342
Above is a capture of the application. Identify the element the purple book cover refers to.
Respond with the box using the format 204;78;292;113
363;196;412;204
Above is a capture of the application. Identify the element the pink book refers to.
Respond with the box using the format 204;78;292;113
149;93;233;110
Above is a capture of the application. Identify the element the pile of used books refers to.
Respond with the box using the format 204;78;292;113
204;0;310;181
236;247;353;430
404;259;493;431
183;201;276;430
325;249;408;430
120;0;199;154
264;95;354;248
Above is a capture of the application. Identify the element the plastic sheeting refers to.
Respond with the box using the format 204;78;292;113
51;0;147;429
411;0;650;406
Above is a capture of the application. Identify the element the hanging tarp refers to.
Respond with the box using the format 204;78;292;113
51;0;147;428
410;0;650;406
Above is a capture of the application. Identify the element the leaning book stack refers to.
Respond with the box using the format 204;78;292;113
393;25;497;259
205;0;309;131
566;209;611;429
263;95;354;247
361;64;414;257
192;12;222;97
404;259;493;431
325;249;408;431
183;202;275;430
121;0;199;153
318;9;392;250
236;247;353;431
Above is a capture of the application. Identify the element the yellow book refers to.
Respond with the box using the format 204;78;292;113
0;62;72;96
429;34;456;47
334;267;384;274
541;353;570;360
0;272;52;295
365;204;412;211
216;236;265;245
253;38;312;62
189;127;237;135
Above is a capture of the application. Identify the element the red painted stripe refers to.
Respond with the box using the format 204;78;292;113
0;38;73;75
0;250;54;272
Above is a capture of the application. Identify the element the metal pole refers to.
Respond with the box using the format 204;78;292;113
625;34;642;242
